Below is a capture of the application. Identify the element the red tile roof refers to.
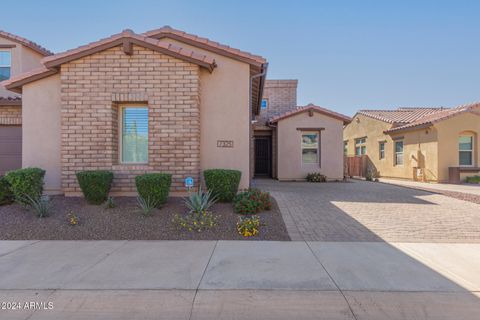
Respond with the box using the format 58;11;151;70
384;102;480;133
0;30;52;56
269;103;351;124
2;30;217;93
0;96;21;105
358;107;447;124
2;66;58;93
42;29;216;71
143;26;266;67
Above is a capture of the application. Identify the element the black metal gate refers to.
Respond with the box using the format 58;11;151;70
254;137;271;176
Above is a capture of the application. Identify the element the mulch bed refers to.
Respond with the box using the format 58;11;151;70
0;196;290;241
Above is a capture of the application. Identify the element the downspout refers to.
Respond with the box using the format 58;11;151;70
249;63;269;121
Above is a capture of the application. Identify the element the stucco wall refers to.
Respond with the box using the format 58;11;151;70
22;74;62;193
343;114;439;181
277;111;344;180
0;36;44;97
159;38;251;189
435;111;480;181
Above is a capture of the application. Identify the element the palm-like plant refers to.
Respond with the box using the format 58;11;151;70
184;188;217;214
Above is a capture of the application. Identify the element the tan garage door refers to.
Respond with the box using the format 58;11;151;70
0;126;22;175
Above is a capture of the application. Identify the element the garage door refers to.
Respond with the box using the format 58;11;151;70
0;126;22;175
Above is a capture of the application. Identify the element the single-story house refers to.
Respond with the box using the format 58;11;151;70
1;27;349;195
343;104;480;182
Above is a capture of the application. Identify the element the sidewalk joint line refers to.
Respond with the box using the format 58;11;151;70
188;240;218;320
305;241;359;320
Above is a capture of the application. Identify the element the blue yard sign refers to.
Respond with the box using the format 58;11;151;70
185;177;194;189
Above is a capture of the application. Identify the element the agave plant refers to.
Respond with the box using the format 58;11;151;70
23;194;52;218
137;196;158;216
184;187;217;214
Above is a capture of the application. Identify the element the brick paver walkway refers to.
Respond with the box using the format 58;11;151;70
254;179;480;242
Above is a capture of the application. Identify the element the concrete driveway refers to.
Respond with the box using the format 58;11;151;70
0;240;479;320
254;179;480;242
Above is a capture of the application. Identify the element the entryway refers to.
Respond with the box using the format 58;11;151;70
254;136;272;177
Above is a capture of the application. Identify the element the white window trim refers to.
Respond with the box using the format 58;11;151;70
0;50;11;67
118;104;149;165
355;137;366;156
394;141;404;166
301;131;319;164
459;135;474;167
379;141;385;160
261;98;268;110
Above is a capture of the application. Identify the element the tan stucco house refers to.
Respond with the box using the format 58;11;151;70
1;27;349;195
252;80;351;181
343;103;480;182
0;31;52;175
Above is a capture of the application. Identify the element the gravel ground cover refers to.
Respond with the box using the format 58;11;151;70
0;196;290;241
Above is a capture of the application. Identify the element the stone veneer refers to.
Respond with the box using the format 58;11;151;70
60;45;200;194
0;105;21;125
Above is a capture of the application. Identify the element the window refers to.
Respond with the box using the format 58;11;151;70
355;138;366;156
261;99;268;110
459;135;474;166
344;141;348;155
121;106;148;163
0;51;11;81
302;133;318;163
379;141;385;159
394;141;403;165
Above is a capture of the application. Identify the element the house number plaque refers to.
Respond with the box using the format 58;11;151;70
217;140;234;148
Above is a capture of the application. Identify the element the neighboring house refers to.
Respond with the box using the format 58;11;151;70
0;31;53;175
252;80;351;181
2;27;267;195
343;103;480;182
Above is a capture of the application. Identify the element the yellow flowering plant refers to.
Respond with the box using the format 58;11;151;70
237;216;260;237
66;212;79;226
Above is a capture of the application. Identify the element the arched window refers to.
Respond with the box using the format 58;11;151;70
458;134;474;166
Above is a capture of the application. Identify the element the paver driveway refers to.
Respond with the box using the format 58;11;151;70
255;179;480;242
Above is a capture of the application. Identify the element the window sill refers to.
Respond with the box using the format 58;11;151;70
112;164;151;171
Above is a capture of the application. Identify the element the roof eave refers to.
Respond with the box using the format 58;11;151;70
384;123;432;135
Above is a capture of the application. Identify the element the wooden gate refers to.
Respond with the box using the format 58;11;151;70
345;156;366;177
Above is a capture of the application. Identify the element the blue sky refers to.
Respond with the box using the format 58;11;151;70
3;0;479;116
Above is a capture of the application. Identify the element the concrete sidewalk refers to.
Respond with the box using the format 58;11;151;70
0;240;479;319
379;177;480;196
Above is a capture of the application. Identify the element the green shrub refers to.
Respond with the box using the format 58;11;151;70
184;187;217;214
466;175;480;184
5;167;45;205
0;176;13;205
233;188;271;215
137;196;158;216
76;170;114;204
104;196;116;209
135;173;172;208
306;172;327;182
203;169;241;202
24;195;52;218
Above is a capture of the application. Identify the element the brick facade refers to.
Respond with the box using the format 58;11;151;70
258;79;298;124
0;106;21;125
60;45;200;194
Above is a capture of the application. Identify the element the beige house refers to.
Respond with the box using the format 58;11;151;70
0;31;52;175
252;80;351;181
343;104;480;182
1;27;349;195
